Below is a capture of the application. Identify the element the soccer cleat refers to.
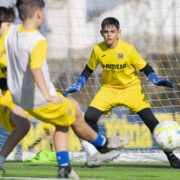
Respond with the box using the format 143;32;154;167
168;154;180;168
98;135;131;153
83;151;120;168
57;166;79;179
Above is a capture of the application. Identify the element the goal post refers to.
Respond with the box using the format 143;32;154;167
0;0;179;163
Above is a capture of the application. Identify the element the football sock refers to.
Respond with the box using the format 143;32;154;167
81;140;98;158
0;155;5;169
91;133;106;147
56;151;70;166
137;108;159;133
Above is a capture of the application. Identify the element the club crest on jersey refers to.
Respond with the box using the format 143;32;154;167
117;53;124;60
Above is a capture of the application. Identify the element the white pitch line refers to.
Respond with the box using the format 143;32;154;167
0;177;59;180
0;177;104;180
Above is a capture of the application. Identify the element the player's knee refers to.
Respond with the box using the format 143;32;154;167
137;108;159;133
85;106;102;123
84;111;98;126
67;97;82;118
16;118;30;135
11;112;30;134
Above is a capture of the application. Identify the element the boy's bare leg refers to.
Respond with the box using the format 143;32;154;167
0;107;30;158
0;107;30;171
53;124;79;179
69;98;130;151
53;126;69;152
69;98;97;141
54;125;79;179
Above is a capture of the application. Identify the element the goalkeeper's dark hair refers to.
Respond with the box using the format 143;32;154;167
0;7;15;27
101;17;120;30
16;0;45;21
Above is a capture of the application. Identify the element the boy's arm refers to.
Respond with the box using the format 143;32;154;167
31;68;62;104
63;47;98;97
130;46;174;88
140;64;175;88
63;65;93;97
30;40;62;104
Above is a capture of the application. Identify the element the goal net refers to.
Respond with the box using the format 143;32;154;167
1;0;180;163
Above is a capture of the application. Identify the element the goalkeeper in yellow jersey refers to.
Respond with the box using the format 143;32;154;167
64;17;180;168
0;6;31;175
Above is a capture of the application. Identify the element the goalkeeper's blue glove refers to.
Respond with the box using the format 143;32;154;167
148;72;175;88
63;75;86;97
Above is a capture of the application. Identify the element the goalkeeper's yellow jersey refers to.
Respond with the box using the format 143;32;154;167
0;27;17;132
0;27;10;79
87;39;147;89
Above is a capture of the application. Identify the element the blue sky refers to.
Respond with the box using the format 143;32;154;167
86;0;124;20
87;0;124;9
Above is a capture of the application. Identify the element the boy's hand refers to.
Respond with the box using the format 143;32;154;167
148;72;175;88
63;83;81;97
63;75;86;97
0;89;2;97
46;96;64;104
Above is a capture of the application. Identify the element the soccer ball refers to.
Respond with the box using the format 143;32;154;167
153;120;180;152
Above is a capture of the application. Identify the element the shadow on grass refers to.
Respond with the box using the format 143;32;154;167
9;162;172;169
72;163;171;169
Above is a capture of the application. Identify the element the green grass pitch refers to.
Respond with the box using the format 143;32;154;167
1;162;180;180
